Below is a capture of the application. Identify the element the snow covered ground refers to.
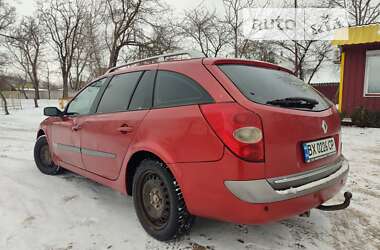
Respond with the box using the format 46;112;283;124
0;100;379;250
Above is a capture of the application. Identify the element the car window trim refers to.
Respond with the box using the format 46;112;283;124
151;70;158;108
89;77;112;115
152;69;214;109
127;70;157;111
151;101;216;110
94;71;145;114
64;77;110;117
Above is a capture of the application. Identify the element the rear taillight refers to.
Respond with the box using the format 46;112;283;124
200;103;264;162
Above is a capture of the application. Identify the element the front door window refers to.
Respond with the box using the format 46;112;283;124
67;79;106;115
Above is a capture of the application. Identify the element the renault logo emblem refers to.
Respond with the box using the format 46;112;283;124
322;120;328;134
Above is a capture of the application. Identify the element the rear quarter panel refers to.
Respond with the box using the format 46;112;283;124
131;105;225;164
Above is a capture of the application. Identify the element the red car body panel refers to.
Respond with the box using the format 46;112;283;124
77;110;149;180
171;149;347;224
50;116;83;168
38;57;348;225
132;105;225;163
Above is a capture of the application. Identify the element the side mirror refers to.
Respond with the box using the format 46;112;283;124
44;107;63;117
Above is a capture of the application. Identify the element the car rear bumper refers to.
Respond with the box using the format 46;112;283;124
224;157;349;203
173;149;349;224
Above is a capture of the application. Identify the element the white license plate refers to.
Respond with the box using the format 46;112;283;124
302;137;336;163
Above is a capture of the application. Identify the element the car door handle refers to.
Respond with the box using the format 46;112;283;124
117;125;133;134
72;124;81;131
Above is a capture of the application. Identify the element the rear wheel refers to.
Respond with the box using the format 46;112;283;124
34;136;62;175
132;159;194;241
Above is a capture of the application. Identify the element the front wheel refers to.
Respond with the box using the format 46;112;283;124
132;159;194;241
34;136;62;175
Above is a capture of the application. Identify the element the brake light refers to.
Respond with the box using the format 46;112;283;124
200;103;264;162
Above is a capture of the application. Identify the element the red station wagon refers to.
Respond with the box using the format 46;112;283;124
34;51;351;241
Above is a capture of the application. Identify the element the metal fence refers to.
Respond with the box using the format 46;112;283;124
0;90;77;112
0;91;22;111
22;89;75;100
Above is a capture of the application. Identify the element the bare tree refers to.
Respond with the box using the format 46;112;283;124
0;0;16;115
15;72;28;99
145;22;180;55
104;0;164;68
329;0;380;25
69;0;105;89
239;40;277;63
86;3;107;80
305;42;333;84
6;16;45;108
127;21;180;60
0;72;9;115
38;0;87;98
0;0;15;36
223;0;255;58
46;65;51;99
69;46;86;91
180;7;231;57
69;36;93;91
269;0;335;82
274;40;332;82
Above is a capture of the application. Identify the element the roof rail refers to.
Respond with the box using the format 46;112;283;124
106;50;204;74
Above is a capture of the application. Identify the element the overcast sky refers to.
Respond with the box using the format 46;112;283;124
10;0;338;83
8;0;224;84
13;0;223;17
13;0;296;16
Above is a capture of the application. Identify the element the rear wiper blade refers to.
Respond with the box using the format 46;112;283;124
266;97;319;109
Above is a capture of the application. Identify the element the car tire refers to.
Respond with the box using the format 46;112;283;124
34;135;62;175
132;159;194;241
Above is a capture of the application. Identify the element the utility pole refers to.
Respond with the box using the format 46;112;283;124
294;0;299;77
47;65;51;100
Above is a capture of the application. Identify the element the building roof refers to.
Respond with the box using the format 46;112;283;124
332;24;380;46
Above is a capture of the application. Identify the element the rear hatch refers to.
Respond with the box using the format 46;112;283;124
204;59;341;178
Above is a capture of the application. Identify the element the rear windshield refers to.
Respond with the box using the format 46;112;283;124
218;65;331;111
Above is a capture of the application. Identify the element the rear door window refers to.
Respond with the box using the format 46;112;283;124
154;71;213;108
97;71;142;113
218;65;330;111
